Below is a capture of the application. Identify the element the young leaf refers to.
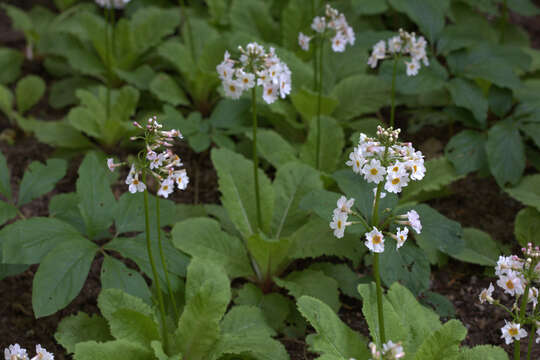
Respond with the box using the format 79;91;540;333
0;48;23;85
99;288;154;321
32;238;98;317
514;207;540;246
150;73;189;107
450;228;500;266
101;256;152;305
15;75;46;114
505;174;540;212
0;84;14;120
247;232;292;277
172;217;254;279
414;319;466;359
445;130;488;176
297;296;370;360
74;340;153;360
211;148;274;238
18;158;67;205
486;119;525;187
0;201;17;227
55;313;113;354
0;151;11;200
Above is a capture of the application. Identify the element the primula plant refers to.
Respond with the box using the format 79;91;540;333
4;343;54;360
479;244;540;360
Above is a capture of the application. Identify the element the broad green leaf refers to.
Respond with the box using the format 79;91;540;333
421;291;456;319
0;84;14;120
151;341;182;360
514;207;540;246
150;73;189;107
235;283;290;331
0;151;11;199
247;233;291;277
33;121;94;149
220;305;275;338
1;217;84;264
108;308;160;348
486;119;525;187
505;175;540;211
2;4;32;33
49;193;86;235
76;152;116;240
0;264;29;281
445;130;488;175
18;158;67;205
388;0;450;43
507;0;540;16
211;148;274;238
49;77;99;109
0;201;17;227
158;40;196;78
290;88;338;123
446;78;487;126
253;129;298;168
174;258;231;360
414;320;466;360
401;157;463;202
271;162;322;238
33;238;98;317
281;0;320;50
15;75;46;114
300;116;344;173
450;228;500;266
114;192;175;235
0;48;23;84
230;0;279;43
207;0;228;25
160;106;209;153
488;85;513;118
415;204;464;257
172;217;253;279
98;288;154;321
352;0;389;14
275;269;340;312
331;74;390;120
101;256;152;305
308;263;363;300
55;313;113;354
210;333;289;360
437;21;498;55
297;296;370;360
116;65;156;91
379;57;448;95
130;7;181;56
74;340;153;360
298;188;341;221
454;345;509;360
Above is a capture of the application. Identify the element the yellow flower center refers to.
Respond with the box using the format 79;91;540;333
370;168;378;175
267;88;273;95
356;160;360;167
337;220;342;228
229;85;236;92
133;179;139;185
509;327;518;336
392;178;400;185
373;235;382;244
413;165;418;172
163;185;168;190
506;280;514;289
393;166;399;172
243;78;249;84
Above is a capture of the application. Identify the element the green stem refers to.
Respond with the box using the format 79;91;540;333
390;56;398;128
371;181;385;345
315;39;324;170
527;320;536;360
500;0;508;43
251;87;262;230
311;0;317;92
104;7;115;129
179;0;196;62
155;195;179;322
515;285;531;360
143;188;169;353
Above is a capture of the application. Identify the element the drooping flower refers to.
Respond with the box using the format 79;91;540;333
30;345;53;360
365;227;385;253
478;283;495;304
406;210;422;234
501;321;527;345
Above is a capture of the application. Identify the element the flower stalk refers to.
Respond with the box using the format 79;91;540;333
251;86;262;229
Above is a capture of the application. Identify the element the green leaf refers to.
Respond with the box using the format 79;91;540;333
101;256;152;305
235;283;290;331
0;264;29;281
445;130;488;175
414;320;466;359
230;0;279;43
33;121;94;149
221;305;276;338
18;158;67;205
415;204;464;257
114;192;175;235
455;345;509;360
33;238;98;317
379;57;448;95
1;217;84;264
0;201;17;227
388;0;450;43
437;21;498;55
150;73;189;107
98;288;154;321
49;77;99;109
15;75;46;114
172;217;253;279
505;175;540;211
130;7;181;56
247;233;291;277
488;85;513;118
271;162;322;238
450;228;500;266
116;65;156;91
486;119;525;187
210;333;289;360
352;0;389;14
297;296;370;360
331;74;390;120
2;4;33;33
290;88;338;123
73;340;153;360
275;269;340;312
0;84;14;120
76;152;116;240
55;313;113;354
108;308;160;348
174;258;231;360
507;0;540;16
300;116;344;173
446;78;488;126
0;48;23;85
0;151;11;199
49;193;86;235
211;148;274;238
308;263;363;300
514;207;540;247
281;0;320;50
420;291;456;319
253;129;298;169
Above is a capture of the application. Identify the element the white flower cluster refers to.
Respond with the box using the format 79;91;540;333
478;244;540;345
95;0;130;9
367;29;429;76
217;43;291;104
298;4;355;52
4;344;53;360
107;116;189;198
368;340;405;359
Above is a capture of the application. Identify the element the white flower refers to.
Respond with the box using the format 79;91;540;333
406;209;422;234
362;159;386;184
236;69;255;89
217;59;234;81
331;33;347;52
495;255;523;276
478;283;495;304
367;54;379;69
262;83;279;104
346;148;365;174
125;169;146;194
384;174;410;193
311;16;326;33
382;340;405;359
373;187;386;199
157;178;174;198
387;161;407;178
172;169;189;190
409;160;426;180
335;196;354;214
388;36;402;54
365;227;384;253
95;0;130;9
146;150;157;161
330;211;350;239
529;287;538;308
4;344;28;360
223;79;244;99
30;345;53;360
497;273;525;297
298;32;311;51
372;40;386;59
395;227;408;249
106;158;118;172
501;321;527;345
536;328;540;344
279;72;292;99
405;59;420;76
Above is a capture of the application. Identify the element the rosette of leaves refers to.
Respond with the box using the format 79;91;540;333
0;151;67;280
172;148;367;334
54;257;289;360
297;282;509;360
0;152;188;318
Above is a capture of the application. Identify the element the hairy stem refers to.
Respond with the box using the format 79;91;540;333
251;87;262;230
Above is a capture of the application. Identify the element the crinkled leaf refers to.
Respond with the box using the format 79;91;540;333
414;320;466;360
73;340;153;360
98;288;154;322
116;65;156;91
220;305;276;338
55;313;113;354
308;263;363;300
210;333;289;360
247;232;291;277
18;158;67;205
486;119;525;187
453;345;509;360
252;129;298;169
